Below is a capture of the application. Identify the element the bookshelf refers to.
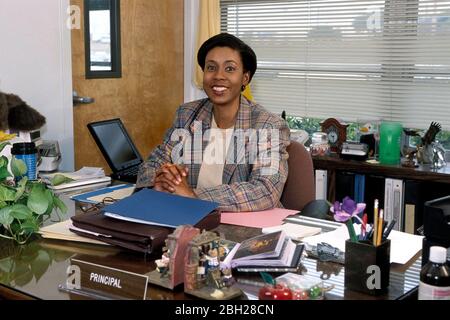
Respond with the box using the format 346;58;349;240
312;154;450;234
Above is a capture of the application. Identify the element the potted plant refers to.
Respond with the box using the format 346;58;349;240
0;131;67;244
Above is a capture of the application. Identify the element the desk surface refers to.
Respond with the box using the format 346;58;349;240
0;196;421;300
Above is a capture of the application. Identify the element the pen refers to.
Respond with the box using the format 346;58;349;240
360;213;367;240
376;209;384;246
373;199;379;246
383;219;397;239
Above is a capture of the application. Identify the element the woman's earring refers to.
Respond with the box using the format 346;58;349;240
241;85;246;92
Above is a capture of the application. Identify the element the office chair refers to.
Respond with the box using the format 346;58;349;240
281;140;315;211
280;140;332;220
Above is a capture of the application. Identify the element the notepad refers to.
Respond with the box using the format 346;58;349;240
103;188;219;228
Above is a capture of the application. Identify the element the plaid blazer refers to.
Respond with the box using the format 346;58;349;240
136;96;290;212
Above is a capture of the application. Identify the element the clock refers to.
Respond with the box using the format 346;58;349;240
320;118;348;153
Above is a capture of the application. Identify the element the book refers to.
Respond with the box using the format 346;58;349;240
103;188;219;228
222;231;304;269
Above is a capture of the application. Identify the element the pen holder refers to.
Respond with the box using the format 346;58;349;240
344;239;391;295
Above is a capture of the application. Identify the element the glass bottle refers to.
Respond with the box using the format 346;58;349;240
310;132;329;156
418;246;450;300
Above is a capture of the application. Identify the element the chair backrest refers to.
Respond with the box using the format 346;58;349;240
280;140;315;211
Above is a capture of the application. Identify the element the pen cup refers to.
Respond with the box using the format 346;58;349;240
344;239;391;295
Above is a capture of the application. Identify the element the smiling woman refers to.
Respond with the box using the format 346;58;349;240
136;33;291;212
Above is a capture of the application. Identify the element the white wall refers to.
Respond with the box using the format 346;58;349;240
184;0;206;103
0;0;74;171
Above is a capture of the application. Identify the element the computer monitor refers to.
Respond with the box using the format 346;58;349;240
87;118;143;173
422;195;450;265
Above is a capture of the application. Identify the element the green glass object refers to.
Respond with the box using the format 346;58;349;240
379;121;402;165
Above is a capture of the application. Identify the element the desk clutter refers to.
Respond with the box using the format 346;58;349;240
40;167;111;190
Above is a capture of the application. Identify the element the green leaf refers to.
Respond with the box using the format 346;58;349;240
0;185;16;202
14;177;28;201
51;174;74;186
20;220;39;234
0;155;8;167
260;272;276;286
0;206;13;227
0;166;11;180
0;142;10;153
10;204;33;220
44;189;54;215
11;157;28;178
27;187;49;215
53;196;68;214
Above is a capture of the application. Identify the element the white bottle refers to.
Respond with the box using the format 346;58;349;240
418;246;450;300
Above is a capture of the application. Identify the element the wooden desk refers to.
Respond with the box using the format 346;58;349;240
0;196;421;300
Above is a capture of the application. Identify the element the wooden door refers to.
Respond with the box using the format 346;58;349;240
71;0;184;172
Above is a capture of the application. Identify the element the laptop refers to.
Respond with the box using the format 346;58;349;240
87;118;144;183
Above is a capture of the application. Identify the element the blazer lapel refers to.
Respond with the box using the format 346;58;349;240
223;97;252;185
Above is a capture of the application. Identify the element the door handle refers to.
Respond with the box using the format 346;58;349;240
73;91;95;105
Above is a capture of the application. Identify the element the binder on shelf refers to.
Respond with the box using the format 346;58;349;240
384;178;404;231
403;180;423;235
354;174;365;204
315;169;327;200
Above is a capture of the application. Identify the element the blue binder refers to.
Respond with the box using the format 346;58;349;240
103;188;219;228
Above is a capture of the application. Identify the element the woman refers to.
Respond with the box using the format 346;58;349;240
136;33;290;212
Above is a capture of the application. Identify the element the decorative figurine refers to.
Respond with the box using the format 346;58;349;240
184;230;242;300
404;122;446;169
147;225;200;290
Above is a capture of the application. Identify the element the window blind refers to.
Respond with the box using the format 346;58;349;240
220;0;450;130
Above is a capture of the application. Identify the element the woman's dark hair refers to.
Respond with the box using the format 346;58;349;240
197;33;257;82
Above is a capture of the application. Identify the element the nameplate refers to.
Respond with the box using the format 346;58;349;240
64;258;148;300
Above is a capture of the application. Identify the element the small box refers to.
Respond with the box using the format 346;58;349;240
344;239;391;295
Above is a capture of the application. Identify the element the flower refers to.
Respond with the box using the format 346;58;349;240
330;196;366;242
331;196;366;223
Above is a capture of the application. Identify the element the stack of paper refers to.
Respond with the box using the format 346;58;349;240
40;167;111;190
39;220;110;245
262;223;322;241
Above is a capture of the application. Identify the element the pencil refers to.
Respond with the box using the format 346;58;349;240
377;209;384;246
373;199;379;246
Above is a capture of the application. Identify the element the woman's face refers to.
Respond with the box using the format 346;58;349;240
203;46;250;108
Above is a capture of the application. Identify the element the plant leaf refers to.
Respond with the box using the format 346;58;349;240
44;189;54;215
0;185;16;202
27;186;49;215
51;174;74;186
14;177;28;201
260;272;276;286
0;155;8;167
0;206;13;227
11;157;28;178
53;196;68;214
0;166;11;180
0;142;10;153
10;204;33;220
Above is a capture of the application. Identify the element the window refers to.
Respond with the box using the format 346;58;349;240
220;0;450;132
84;0;121;78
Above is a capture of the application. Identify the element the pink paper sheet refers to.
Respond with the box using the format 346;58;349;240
220;208;298;228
